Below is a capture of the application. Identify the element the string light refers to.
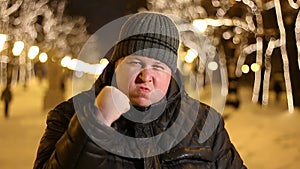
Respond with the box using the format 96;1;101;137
274;0;294;113
207;61;218;71
61;56;72;67
295;11;300;70
241;64;249;74
12;41;25;56
262;38;276;106
39;52;48;63
192;19;207;33
28;46;40;60
184;48;198;63
252;37;263;103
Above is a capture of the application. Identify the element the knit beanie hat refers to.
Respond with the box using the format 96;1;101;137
111;12;180;72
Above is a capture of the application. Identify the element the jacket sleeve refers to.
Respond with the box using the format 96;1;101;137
33;97;92;169
212;113;247;169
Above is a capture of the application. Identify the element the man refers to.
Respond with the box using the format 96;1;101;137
34;12;247;168
1;85;12;118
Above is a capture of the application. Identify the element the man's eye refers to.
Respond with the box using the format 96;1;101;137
153;65;164;70
130;61;141;65
129;61;144;67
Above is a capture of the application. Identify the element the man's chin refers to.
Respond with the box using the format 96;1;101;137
130;98;151;107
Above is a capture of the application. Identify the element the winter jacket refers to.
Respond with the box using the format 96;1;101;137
33;63;247;169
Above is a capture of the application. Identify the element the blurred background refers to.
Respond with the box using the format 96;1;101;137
0;0;300;168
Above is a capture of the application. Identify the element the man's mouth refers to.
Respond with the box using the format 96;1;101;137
138;86;151;93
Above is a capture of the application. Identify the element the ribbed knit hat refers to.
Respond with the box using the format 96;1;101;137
111;12;180;72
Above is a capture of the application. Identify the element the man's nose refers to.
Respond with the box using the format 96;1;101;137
138;68;153;82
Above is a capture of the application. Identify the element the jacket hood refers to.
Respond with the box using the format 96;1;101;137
92;49;185;126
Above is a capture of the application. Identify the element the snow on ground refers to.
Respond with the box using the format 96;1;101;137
0;79;47;169
224;88;300;169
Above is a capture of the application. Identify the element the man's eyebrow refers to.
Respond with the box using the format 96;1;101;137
154;61;166;66
128;56;142;60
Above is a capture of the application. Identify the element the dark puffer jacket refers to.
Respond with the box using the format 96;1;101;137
33;63;247;169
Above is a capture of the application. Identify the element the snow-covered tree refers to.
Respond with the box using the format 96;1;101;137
0;0;88;85
146;0;300;112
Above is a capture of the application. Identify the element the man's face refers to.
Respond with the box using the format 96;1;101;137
115;55;172;107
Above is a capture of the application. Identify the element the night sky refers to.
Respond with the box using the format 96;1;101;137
64;0;147;34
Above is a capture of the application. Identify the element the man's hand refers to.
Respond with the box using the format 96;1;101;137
94;86;130;126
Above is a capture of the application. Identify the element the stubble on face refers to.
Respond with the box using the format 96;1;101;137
114;55;172;107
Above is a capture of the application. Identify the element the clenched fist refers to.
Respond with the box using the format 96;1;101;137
94;86;130;126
